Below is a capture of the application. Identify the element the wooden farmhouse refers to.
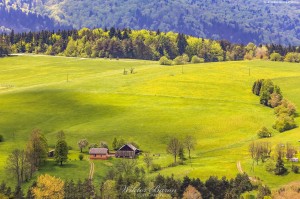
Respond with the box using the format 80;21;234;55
89;148;109;160
115;144;140;158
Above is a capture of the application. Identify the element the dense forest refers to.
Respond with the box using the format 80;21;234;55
0;4;70;33
1;27;299;63
1;0;300;45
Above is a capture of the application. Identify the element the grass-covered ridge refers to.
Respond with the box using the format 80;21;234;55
0;55;299;189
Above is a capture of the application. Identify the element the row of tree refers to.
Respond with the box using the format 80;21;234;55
252;79;297;132
1;27;299;63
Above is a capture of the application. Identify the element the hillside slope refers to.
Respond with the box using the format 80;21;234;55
2;0;300;45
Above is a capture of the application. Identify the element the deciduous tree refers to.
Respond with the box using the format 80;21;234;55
32;174;64;199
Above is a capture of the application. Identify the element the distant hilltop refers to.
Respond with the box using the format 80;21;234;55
0;0;300;45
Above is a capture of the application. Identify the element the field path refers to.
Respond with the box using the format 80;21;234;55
89;160;95;180
237;161;257;182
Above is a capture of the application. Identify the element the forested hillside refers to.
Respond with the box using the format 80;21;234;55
1;0;300;45
0;3;69;33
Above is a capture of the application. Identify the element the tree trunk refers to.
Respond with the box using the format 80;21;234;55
174;155;177;163
60;161;63;166
188;149;191;159
81;148;83;153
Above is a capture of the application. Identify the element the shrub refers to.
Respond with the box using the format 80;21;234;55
257;127;271;138
292;165;299;173
79;154;84;161
274;99;296;117
252;79;264;96
151;164;161;171
0;135;3;142
268;92;282;108
173;56;185;65
191;55;204;63
159;56;172;65
270;52;282;61
273;114;296;132
265;159;276;173
284;52;300;63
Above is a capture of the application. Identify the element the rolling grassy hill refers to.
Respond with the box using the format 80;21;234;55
0;55;299;189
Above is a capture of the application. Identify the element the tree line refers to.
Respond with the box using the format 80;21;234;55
252;79;297;133
0;27;299;63
5;130;69;189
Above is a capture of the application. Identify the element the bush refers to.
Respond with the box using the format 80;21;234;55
159;56;172;65
265;159;276;173
252;79;264;96
274;99;296;117
292;165;299;173
191;55;204;63
257;127;271;138
0;135;3;142
173;56;185;65
270;52;282;61
273;114;296;132
284;52;300;63
151;164;161;171
79;154;84;161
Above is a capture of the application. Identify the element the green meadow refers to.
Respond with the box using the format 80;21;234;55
0;55;299;189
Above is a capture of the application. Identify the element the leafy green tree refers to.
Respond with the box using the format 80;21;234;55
54;139;68;166
270;52;282;61
257;126;271;138
284;52;300;62
143;153;153;171
159;56;172;65
102;180;117;199
273;114;296;132
191;55;204;63
26;129;48;176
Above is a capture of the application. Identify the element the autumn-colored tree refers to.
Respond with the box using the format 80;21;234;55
32;174;64;199
183;185;202;199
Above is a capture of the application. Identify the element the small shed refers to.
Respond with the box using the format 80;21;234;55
48;150;55;158
89;148;109;160
115;144;140;158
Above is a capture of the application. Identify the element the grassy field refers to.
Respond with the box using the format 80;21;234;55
0;55;299;189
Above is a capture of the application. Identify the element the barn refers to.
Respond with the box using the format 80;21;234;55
115;144;140;158
89;148;109;160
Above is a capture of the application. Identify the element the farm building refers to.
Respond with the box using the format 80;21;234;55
115;144;140;158
89;148;109;160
